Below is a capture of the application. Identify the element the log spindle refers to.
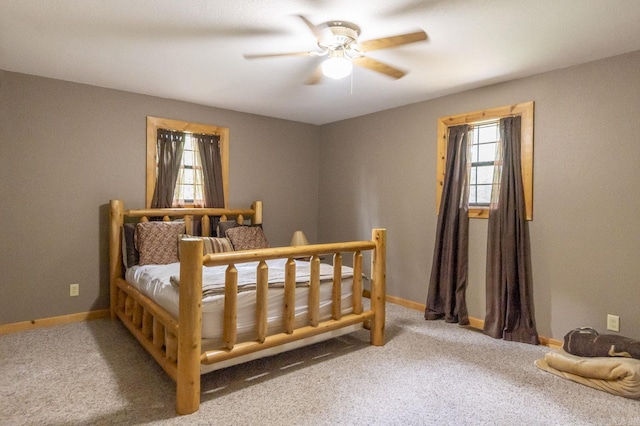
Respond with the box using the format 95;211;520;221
332;253;342;320
284;258;296;334
352;251;363;315
256;261;269;343
308;255;321;327
224;265;238;350
201;215;210;237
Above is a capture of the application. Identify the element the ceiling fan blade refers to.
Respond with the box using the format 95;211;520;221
352;56;406;79
296;15;331;41
304;65;323;85
357;30;427;52
243;51;315;59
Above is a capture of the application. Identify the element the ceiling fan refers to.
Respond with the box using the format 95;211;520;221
243;15;427;84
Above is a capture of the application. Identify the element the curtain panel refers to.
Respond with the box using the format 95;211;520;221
151;129;185;209
425;125;471;325
484;116;539;344
194;133;225;208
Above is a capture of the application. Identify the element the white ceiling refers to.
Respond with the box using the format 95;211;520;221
2;0;640;125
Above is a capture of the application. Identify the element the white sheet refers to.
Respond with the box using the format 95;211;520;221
125;259;355;344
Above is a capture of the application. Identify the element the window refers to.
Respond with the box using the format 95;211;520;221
146;116;229;208
173;134;204;206
435;101;534;220
469;121;499;207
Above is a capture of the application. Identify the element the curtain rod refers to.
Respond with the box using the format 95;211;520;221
160;128;222;137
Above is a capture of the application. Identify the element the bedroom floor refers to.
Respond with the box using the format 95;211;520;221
1;303;638;425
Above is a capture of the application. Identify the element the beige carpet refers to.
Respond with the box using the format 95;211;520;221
1;303;639;425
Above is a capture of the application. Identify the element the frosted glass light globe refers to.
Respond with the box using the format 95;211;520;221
322;57;353;79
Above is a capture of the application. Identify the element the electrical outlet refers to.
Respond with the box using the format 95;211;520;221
70;283;79;297
607;314;619;332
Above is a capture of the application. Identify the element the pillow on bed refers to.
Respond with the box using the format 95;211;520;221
121;223;139;269
201;236;234;254
179;235;234;255
225;225;270;250
216;220;241;237
135;221;185;265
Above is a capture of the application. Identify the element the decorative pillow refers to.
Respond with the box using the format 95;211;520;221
225;226;270;251
201;236;234;254
217;220;241;238
135;221;185;265
179;235;234;256
121;223;139;269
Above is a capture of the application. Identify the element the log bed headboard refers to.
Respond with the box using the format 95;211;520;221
108;200;263;314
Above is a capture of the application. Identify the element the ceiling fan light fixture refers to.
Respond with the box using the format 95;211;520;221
322;55;352;79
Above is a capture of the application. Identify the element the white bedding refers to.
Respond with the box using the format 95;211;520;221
125;259;355;343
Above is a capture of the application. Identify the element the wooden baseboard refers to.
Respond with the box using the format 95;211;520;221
385;294;424;311
386;295;562;349
538;336;563;349
0;309;110;335
1;296;565;349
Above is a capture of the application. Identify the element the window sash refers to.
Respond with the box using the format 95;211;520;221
173;135;205;207
468;121;499;207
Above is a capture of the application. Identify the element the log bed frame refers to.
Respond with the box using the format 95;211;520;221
109;200;386;414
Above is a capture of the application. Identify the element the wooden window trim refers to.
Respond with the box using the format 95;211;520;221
146;116;229;208
436;101;534;220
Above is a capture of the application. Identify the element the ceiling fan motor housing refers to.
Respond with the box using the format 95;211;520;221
319;21;361;49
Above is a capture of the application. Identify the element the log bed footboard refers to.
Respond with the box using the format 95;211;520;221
109;199;386;415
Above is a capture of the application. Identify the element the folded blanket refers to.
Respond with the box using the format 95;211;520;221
564;327;640;359
170;259;353;298
535;349;640;399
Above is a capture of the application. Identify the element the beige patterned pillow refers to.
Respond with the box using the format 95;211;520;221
178;235;234;256
225;226;270;251
136;221;185;265
202;236;234;254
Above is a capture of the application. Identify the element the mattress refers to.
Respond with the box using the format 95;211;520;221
125;259;355;344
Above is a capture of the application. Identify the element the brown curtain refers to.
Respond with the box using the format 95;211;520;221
425;125;471;325
484;116;539;344
151;129;185;208
194;133;225;208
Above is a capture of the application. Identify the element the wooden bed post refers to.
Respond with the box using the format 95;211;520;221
370;228;387;346
252;201;263;225
176;238;203;415
109;200;124;320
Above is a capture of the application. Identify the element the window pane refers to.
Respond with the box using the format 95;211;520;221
470;167;477;184
183;185;194;201
469;186;477;204
470;144;478;163
478;142;496;162
476;165;494;184
184;150;194;167
476;184;492;205
183;169;194;185
478;124;498;143
183;136;193;150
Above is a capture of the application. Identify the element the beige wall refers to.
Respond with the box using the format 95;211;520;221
3;50;639;342
0;71;319;324
318;50;640;341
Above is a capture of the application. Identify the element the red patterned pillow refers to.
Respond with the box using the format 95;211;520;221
136;221;185;265
225;226;270;251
